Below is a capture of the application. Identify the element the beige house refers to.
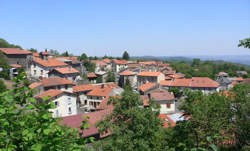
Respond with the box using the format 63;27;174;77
137;71;165;88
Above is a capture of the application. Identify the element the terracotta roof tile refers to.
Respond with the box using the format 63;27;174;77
0;48;32;55
73;84;96;93
10;64;23;68
41;77;75;87
139;82;157;92
33;57;68;67
113;59;128;65
91;60;107;66
29;82;42;89
119;70;135;76
87;87;113;97
137;71;161;77
62;109;112;138
149;89;175;101
102;58;111;64
139;61;157;65
36;89;64;99
53;67;79;74
97;96;121;110
159;114;176;128
32;53;40;57
88;72;97;78
140;95;149;106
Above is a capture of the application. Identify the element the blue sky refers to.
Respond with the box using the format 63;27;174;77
1;0;249;56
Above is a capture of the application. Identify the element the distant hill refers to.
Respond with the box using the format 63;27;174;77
133;55;250;65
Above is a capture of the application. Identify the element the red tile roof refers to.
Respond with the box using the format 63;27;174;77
159;114;176;128
87;87;113;97
119;70;135;76
113;59;128;65
32;53;40;57
139;61;157;65
168;74;184;79
140;95;149;106
62;109;112;138
0;48;32;55
102;58;111;64
97;96;121;110
91;60;106;66
10;64;23;68
243;78;250;84
36;89;64;99
53;67;79;74
88;72;97;78
73;84;96;93
29;82;42;89
137;71;162;77
149;89;175;101
139;82;157;92
33;57;68;67
41;77;75;87
55;56;78;60
160;77;219;88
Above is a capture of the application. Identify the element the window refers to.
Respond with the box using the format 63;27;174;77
58;85;61;89
67;97;71;105
34;70;36;75
34;63;36;68
68;107;72;114
55;110;59;117
166;103;171;108
41;70;43;75
65;85;68;90
55;101;59;107
84;100;87;105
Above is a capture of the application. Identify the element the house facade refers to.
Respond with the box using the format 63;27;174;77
137;71;165;88
37;89;77;117
48;67;80;81
31;57;68;79
112;59;128;73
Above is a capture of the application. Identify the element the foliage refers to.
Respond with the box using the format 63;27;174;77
0;38;22;49
238;38;250;49
96;76;103;83
124;78;132;91
49;49;60;57
0;79;7;93
95;90;168;151
61;51;69;57
0;51;10;79
78;53;88;61
83;61;96;73
0;73;91;151
106;71;115;82
122;51;130;60
28;48;38;53
191;58;200;67
168;87;182;98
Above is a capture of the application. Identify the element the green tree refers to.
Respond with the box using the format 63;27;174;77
238;38;250;49
84;61;96;72
0;73;91;150
191;58;200;67
0;51;10;79
168;87;182;98
28;48;37;53
106;71;115;82
0;38;22;49
122;51;130;60
78;53;88;61
96;76;103;83
124;78;132;91
95;90;167;151
49;49;60;57
61;51;69;57
0;79;7;93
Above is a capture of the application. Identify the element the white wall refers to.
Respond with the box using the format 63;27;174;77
158;100;175;114
49;94;77;117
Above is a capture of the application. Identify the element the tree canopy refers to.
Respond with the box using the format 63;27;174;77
0;73;91;150
238;38;250;49
0;38;22;49
122;51;130;60
78;53;88;61
106;71;115;82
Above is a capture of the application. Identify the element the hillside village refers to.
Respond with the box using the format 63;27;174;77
0;46;249;141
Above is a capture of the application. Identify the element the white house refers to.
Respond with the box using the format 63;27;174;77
143;89;176;114
36;89;77;117
112;59;128;73
29;77;76;95
31;57;68;79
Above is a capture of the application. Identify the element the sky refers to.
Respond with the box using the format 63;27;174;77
1;0;250;57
